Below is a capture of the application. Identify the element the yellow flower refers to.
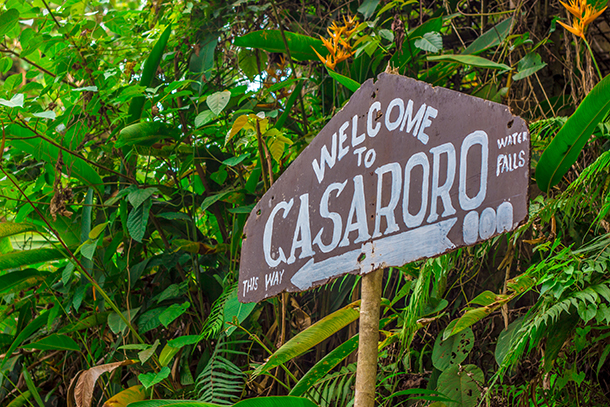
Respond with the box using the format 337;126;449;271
558;18;585;38
312;15;357;70
558;0;607;39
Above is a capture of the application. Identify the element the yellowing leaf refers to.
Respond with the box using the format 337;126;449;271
102;385;146;407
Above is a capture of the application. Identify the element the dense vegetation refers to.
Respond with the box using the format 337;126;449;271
0;0;610;406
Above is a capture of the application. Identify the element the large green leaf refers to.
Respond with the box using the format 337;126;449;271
253;301;360;377
21;334;79;352
0;247;68;270
58;311;111;334
139;366;171;389
127;25;172;124
116;122;172;148
234;30;326;62
427;54;511;71
463;17;513;54
127;197;152;242
1;311;48;368
432;327;474;371
223;289;255;336
129;397;317;407
290;334;358;396
0;222;36;239
234;397;318;407
536;74;610;192
206;91;231;116
327;69;361;92
0;9;19;38
436;364;484;407
9;125;103;194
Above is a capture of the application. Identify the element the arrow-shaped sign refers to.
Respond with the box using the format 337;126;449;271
291;218;457;290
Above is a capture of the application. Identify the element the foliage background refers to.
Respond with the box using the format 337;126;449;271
0;0;610;406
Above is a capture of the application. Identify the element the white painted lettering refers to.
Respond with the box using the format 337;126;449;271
401;100;426;137
373;163;402;238
403;152;429;228
416;106;437;144
352;114;365;146
287;194;315;264
340;175;370;247
338;121;350;161
263;199;294;267
367;101;382;137
314;181;347;253
385;97;404;131
459;130;488;211
312;132;337;183
427;142;457;223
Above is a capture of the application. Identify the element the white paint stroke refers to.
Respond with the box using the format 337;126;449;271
291;218;457;290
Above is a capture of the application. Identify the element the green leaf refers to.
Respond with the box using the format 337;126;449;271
327;69;361;92
195;110;217;128
437;364;484;407
22;369;44;407
128;399;317;407
358;0;380;19
469;291;496;306
0;56;12;74
223;290;255;336
414;32;443;53
129;401;222;407
0;9;19;37
108;307;141;335
58;311;111;334
444;307;492;339
536;74;610;192
432;327;474;371
235;397;319;407
127;25;172;124
290;334;358;396
159;343;180;367
234;30;326;62
128;187;158;209
159;302;190;328
127;197;152;242
427;54;511;71
0;93;24;108
206;91;231;116
138;366;171;389
513;52;547;81
495;317;524;366
88;222;107;240
117;122;170;148
253;301;360;376
9;124;103;194
168;335;202;348
137;340;159;365
1;312;48;369
21;334;79;352
0;268;50;295
463;17;513;54
0;222;36;239
201;191;233;213
103;385;147;407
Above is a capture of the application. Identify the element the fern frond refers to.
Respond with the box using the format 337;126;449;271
201;283;237;340
196;335;246;405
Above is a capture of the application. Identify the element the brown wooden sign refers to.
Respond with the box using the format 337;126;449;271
239;73;529;303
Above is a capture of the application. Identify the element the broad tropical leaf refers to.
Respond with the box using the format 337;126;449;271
234;30;326;62
536;74;610;191
253;301;360;376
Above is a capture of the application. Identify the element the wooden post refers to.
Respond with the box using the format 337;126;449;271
354;268;383;407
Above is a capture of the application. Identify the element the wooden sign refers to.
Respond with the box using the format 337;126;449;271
239;73;529;303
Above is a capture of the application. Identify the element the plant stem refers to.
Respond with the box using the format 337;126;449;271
583;38;603;81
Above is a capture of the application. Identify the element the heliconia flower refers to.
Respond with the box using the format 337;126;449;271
557;18;585;38
558;0;607;39
312;15;357;70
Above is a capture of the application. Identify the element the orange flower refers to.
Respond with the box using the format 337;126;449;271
558;0;607;39
312;15;357;70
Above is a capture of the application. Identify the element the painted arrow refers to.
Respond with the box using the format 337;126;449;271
290;218;458;291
